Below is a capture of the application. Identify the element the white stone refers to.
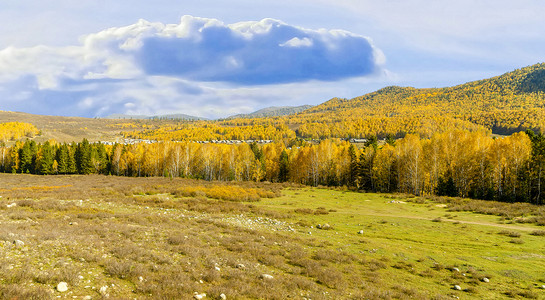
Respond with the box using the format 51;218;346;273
220;293;227;300
260;274;274;280
57;282;68;292
452;267;460;272
236;264;245;269
482;277;489;283
99;286;108;295
358;230;364;234
453;285;462;291
193;292;206;299
13;240;24;248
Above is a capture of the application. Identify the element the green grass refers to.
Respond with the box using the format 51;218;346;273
256;189;545;299
0;174;543;299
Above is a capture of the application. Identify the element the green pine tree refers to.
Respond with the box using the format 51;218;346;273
278;149;289;182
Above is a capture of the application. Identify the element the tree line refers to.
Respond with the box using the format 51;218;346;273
1;129;544;204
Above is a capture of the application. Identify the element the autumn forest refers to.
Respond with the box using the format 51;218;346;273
2;64;545;205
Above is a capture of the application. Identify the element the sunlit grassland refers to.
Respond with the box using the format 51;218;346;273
0;174;543;299
258;189;545;299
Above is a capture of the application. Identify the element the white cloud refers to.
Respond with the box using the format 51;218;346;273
280;37;313;48
0;15;384;118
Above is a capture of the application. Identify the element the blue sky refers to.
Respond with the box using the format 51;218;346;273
0;0;544;118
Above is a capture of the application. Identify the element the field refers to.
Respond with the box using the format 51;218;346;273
0;174;544;299
0;111;169;143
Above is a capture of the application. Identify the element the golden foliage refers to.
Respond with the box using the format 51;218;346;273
0;122;40;141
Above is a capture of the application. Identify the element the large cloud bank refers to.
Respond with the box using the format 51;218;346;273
0;15;384;117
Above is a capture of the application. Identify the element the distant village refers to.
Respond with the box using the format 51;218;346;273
98;138;370;146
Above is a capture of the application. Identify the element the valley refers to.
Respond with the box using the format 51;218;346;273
0;174;543;299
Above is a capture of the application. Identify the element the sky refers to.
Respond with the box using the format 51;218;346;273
0;0;544;118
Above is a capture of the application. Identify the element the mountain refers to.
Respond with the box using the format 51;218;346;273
228;105;314;119
3;63;545;143
105;113;207;121
289;63;545;136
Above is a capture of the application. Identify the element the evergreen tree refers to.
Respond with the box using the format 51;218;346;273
250;142;263;161
385;134;396;146
76;139;94;174
36;141;55;175
525;130;545;204
348;144;360;188
67;144;77;174
19;140;36;173
56;143;70;174
278;149;289;182
359;147;376;191
365;135;378;149
91;143;108;174
436;170;458;197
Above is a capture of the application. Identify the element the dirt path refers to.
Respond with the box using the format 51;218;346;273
364;212;538;232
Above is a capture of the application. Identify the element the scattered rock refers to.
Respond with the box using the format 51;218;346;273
260;274;274;280
138;276;144;282
220;293;227;300
215;266;221;272
6;203;16;208
316;224;322;229
13;240;24;248
541;285;545;289
99;285;108;295
193;292;206;299
357;230;364;235
452;267;460;272
236;263;246;269
481;277;489;283
308;231;312;235
57;282;68;292
453;285;462;291
83;296;92;300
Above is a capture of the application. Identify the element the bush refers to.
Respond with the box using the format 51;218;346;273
176;185;276;202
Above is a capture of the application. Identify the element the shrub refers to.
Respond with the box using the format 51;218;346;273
176;185;276;202
498;230;521;238
509;238;525;244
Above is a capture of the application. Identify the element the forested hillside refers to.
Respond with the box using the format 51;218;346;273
292;63;545;137
228;105;314;119
122;63;545;141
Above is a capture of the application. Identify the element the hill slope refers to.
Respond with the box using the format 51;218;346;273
106;113;207;121
289;63;545;137
228;105;314;119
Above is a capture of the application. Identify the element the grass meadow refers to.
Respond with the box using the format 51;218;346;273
0;173;543;299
